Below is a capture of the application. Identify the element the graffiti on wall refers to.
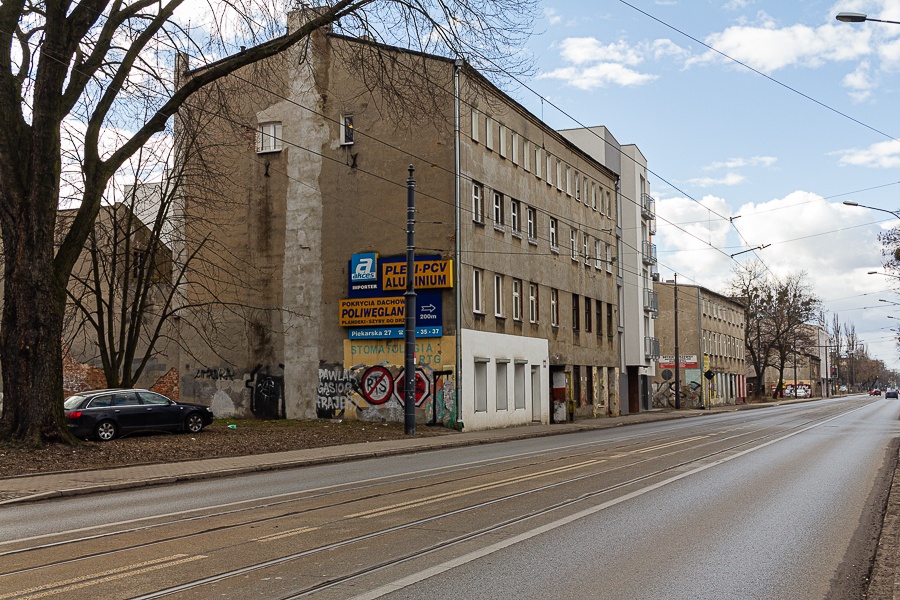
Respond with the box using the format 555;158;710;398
246;364;285;419
317;366;357;418
195;367;235;380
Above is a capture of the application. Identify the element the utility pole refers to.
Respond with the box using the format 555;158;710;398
404;165;417;435
674;273;680;409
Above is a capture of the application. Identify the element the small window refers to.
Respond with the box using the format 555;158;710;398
493;191;504;226
471;109;480;142
527;207;537;240
513;279;522;321
486;116;494;150
585;297;592;333
340;115;354;145
496;361;509;411
535;147;542;179
529;283;538;323
494;274;504;317
594;240;601;269
472;182;484;223
510;200;520;234
499;125;508;158
551;288;559;327
523;140;530;171
596;301;603;337
570;229;577;261
256;122;282;153
473;269;484;313
591;183;598;210
583;233;589;266
550;218;558;250
572;294;580;331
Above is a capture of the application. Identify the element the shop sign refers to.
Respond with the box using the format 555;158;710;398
382;260;453;291
339;297;404;327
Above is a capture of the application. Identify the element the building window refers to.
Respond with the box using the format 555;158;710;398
592;183;597;210
494;274;504;317
535;147;542;178
550;218;558;249
523;140;530;171
485;116;494;150
340;115;354;145
570;229;577;261
574;173;581;201
607;304;613;337
493;191;504;226
585;297;592;333
510;200;520;234
594;240;601;269
583;233;589;266
527;206;537;240
572;294;580;331
513;279;523;321
606;243;613;273
256;122;282;153
529;283;538;323
496;361;509;411
551;288;559;327
514;363;526;410
473;269;484;313
596;300;603;337
546;153;553;186
499;124;508;158
565;166;572;196
556;159;563;191
512;132;519;164
474;360;488;412
606;190;613;216
470;109;480;142
472;182;484;223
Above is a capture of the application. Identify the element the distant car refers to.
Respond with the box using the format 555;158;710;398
64;389;214;441
839;385;848;392
796;388;809;398
886;389;899;399
871;389;882;396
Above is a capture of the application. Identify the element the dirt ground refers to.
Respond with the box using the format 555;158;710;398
0;419;456;478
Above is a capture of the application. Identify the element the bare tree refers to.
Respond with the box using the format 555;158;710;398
728;260;774;399
0;0;538;445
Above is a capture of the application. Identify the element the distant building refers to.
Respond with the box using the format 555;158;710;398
652;281;746;407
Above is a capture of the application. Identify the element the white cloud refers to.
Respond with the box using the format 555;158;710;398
704;156;777;170
687;173;746;187
690;18;871;74
539;37;687;89
835;140;900;168
544;7;563;26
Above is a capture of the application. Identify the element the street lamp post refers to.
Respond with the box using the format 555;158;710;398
836;12;900;25
843;201;900;220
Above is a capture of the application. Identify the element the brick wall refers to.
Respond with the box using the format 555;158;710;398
62;344;180;400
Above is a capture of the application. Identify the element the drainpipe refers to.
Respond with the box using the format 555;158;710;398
454;59;463;429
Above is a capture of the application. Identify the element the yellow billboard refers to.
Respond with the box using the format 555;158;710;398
339;297;405;327
383;260;453;291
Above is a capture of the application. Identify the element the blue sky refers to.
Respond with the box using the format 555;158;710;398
513;0;900;369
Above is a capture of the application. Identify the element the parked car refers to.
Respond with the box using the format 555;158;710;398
886;389;899;399
796;388;810;398
870;389;882;396
64;389;214;441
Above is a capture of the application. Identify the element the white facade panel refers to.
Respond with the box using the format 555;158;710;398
460;328;549;431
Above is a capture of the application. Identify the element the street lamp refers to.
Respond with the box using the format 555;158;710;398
843;201;900;220
870;271;900;280
836;12;900;25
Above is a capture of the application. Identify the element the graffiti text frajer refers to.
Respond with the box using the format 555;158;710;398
195;367;235;380
317;367;357;418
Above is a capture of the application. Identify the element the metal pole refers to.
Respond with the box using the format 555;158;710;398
793;343;797;396
404;165;417;435
673;274;680;409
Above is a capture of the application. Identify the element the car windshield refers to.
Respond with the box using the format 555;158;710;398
63;395;87;409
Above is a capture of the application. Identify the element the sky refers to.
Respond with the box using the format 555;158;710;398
514;0;900;370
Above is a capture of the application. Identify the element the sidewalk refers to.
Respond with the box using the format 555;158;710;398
1;400;896;598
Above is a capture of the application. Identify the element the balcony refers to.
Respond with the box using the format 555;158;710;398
641;193;656;220
642;240;657;265
644;288;658;314
644;336;661;359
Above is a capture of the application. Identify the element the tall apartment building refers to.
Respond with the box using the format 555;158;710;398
653;281;746;407
557;128;659;414
175;12;625;429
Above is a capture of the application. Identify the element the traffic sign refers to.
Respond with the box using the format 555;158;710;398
393;367;431;407
361;366;394;405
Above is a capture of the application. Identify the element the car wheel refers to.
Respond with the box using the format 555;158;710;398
94;420;118;442
184;413;204;434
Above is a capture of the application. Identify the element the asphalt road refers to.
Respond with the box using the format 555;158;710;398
1;395;897;599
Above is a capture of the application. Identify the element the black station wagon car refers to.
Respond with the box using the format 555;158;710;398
64;389;214;441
